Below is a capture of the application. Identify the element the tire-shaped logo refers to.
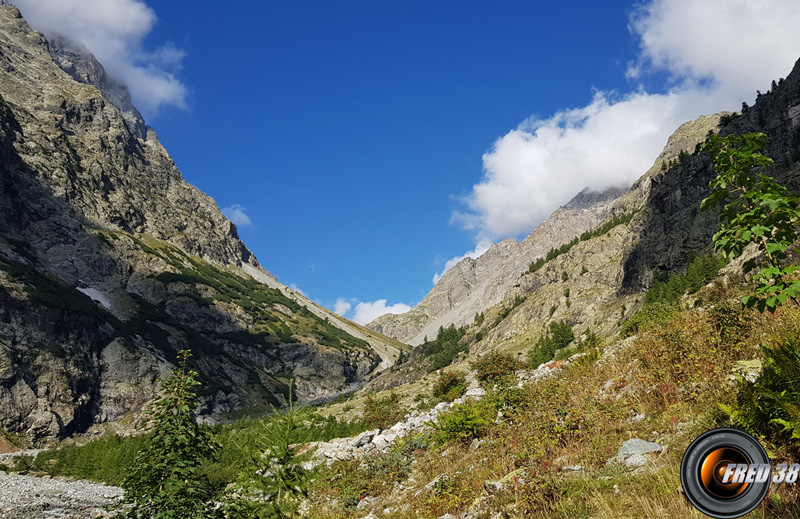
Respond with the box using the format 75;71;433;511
681;428;771;518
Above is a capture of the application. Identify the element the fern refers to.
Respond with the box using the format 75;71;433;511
722;336;800;448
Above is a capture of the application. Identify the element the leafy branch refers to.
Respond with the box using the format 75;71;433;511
700;132;800;312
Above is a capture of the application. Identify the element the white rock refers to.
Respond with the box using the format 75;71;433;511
625;453;649;468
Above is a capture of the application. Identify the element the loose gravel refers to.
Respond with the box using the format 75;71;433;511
0;470;123;519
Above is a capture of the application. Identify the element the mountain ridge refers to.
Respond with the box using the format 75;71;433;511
0;4;401;441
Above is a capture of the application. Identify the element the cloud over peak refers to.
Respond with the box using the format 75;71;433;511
12;0;188;118
331;298;411;325
453;0;800;247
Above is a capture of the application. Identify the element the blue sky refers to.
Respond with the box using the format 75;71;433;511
12;0;800;324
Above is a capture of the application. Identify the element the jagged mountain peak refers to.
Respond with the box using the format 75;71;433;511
47;34;147;139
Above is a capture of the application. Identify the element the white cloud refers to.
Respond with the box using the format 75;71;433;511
628;0;800;98
221;204;253;227
12;0;188;118
454;0;800;244
351;299;411;326
289;283;308;297
333;298;352;316
432;240;491;285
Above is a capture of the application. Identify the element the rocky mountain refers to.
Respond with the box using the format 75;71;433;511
472;60;799;348
356;60;800;395
368;187;627;345
370;55;800;352
0;4;402;441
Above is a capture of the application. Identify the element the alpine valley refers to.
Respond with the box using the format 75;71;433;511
3;2;800;518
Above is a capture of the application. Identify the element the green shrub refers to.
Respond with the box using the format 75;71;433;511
222;398;319;518
432;370;467;402
554;329;600;361
119;350;220;519
701;132;800;312
363;392;406;430
484;386;527;418
470;351;522;389
528;321;574;368
416;324;469;372
433;401;491;442
32;434;148;485
620;302;676;337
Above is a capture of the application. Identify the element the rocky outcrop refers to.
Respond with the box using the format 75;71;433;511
0;5;394;441
620;60;800;293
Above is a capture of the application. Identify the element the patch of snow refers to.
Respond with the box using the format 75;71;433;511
76;287;111;310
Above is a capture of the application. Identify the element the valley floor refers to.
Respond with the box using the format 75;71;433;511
0;470;122;518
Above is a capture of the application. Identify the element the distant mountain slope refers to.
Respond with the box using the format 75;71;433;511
439;57;800;364
0;4;400;440
368;188;627;345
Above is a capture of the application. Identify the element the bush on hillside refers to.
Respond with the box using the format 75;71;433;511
363;392;406;430
721;336;800;449
432;370;467;402
470;351;523;389
528;321;575;368
433;401;491;442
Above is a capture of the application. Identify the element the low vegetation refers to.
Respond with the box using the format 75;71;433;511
620;250;726;337
527;321;575;368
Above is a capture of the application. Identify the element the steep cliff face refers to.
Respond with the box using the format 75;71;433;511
0;5;397;440
620;61;800;294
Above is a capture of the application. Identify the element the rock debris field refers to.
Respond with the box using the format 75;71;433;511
0;470;122;518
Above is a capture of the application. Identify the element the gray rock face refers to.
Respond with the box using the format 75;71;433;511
0;5;392;440
48;34;146;139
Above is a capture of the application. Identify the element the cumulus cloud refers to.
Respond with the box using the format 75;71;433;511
432;240;491;285
328;298;412;324
333;298;352;316
351;299;412;325
221;204;253;227
628;0;800;98
454;0;800;245
12;0;187;117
